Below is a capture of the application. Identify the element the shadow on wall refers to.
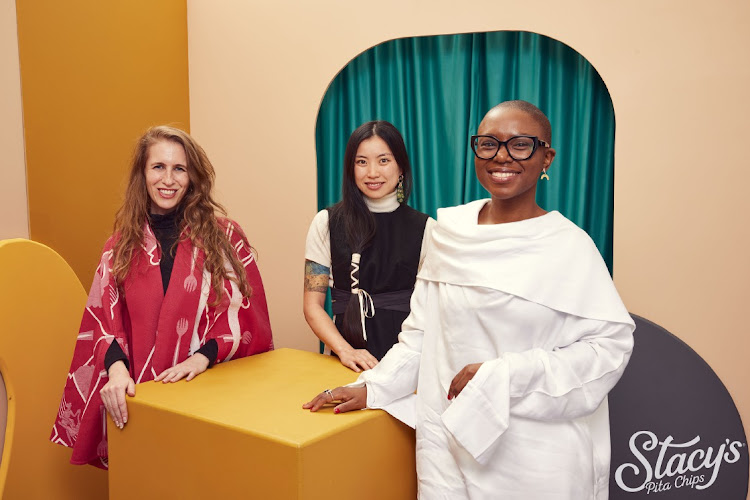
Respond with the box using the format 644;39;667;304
0;239;107;499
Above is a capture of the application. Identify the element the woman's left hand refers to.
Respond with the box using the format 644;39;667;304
448;363;483;400
155;353;210;383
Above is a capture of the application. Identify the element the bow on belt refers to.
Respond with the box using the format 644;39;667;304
330;253;413;341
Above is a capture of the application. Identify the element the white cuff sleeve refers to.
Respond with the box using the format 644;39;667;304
304;210;331;268
442;319;633;463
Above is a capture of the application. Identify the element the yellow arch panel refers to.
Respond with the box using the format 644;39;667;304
0;239;106;499
16;0;190;288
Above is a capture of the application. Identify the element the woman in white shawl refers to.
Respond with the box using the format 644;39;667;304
304;100;635;500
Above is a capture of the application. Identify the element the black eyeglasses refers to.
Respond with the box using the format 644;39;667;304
470;135;550;161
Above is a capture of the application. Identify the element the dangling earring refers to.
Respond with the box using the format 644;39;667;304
541;169;550;181
396;175;405;203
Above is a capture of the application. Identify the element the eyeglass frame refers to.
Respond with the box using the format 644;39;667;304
470;135;550;161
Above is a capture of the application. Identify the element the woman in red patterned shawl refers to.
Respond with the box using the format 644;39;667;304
51;126;274;469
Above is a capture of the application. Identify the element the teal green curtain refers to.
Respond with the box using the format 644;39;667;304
315;31;615;272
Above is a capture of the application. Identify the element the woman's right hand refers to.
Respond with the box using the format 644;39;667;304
100;360;136;429
303;261;378;373
302;386;367;413
335;347;378;373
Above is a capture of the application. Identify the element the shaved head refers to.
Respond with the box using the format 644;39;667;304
482;100;552;144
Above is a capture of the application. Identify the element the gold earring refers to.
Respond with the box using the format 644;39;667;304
541;169;550;181
396;175;405;203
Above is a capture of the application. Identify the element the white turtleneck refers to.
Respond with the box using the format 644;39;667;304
304;191;434;271
363;189;400;213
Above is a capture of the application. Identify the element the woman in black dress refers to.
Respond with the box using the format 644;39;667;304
303;121;432;372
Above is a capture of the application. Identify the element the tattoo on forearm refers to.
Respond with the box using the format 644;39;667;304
305;260;329;293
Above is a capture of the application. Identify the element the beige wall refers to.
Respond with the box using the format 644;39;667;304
188;0;749;449
0;0;29;241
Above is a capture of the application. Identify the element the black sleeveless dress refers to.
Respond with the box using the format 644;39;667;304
328;204;428;360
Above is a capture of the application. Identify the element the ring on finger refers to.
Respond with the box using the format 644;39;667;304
324;389;334;402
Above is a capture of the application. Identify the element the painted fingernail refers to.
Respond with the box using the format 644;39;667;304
447;394;452;400
334;408;340;414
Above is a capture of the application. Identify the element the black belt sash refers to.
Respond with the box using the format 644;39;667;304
330;287;413;315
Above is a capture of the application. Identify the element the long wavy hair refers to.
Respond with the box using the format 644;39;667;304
111;126;250;302
329;120;413;348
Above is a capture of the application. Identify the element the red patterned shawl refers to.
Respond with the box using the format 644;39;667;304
50;219;273;468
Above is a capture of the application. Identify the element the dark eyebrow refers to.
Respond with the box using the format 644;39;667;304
478;134;536;140
355;152;393;159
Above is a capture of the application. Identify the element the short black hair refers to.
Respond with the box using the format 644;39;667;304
488;100;552;144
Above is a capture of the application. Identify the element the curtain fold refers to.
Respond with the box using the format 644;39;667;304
315;30;615;272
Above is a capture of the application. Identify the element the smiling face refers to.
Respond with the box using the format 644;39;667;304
144;140;190;215
474;107;555;210
353;135;403;200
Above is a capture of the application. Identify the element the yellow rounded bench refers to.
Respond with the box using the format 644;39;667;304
0;239;106;499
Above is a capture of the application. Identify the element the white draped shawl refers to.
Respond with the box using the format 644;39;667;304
419;200;632;324
358;200;635;499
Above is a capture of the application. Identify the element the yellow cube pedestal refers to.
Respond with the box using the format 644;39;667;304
108;348;416;499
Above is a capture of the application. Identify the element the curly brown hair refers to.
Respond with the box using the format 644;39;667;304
111;126;250;302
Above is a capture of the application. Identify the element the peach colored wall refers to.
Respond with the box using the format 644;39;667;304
187;0;750;452
16;0;191;287
0;0;28;241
